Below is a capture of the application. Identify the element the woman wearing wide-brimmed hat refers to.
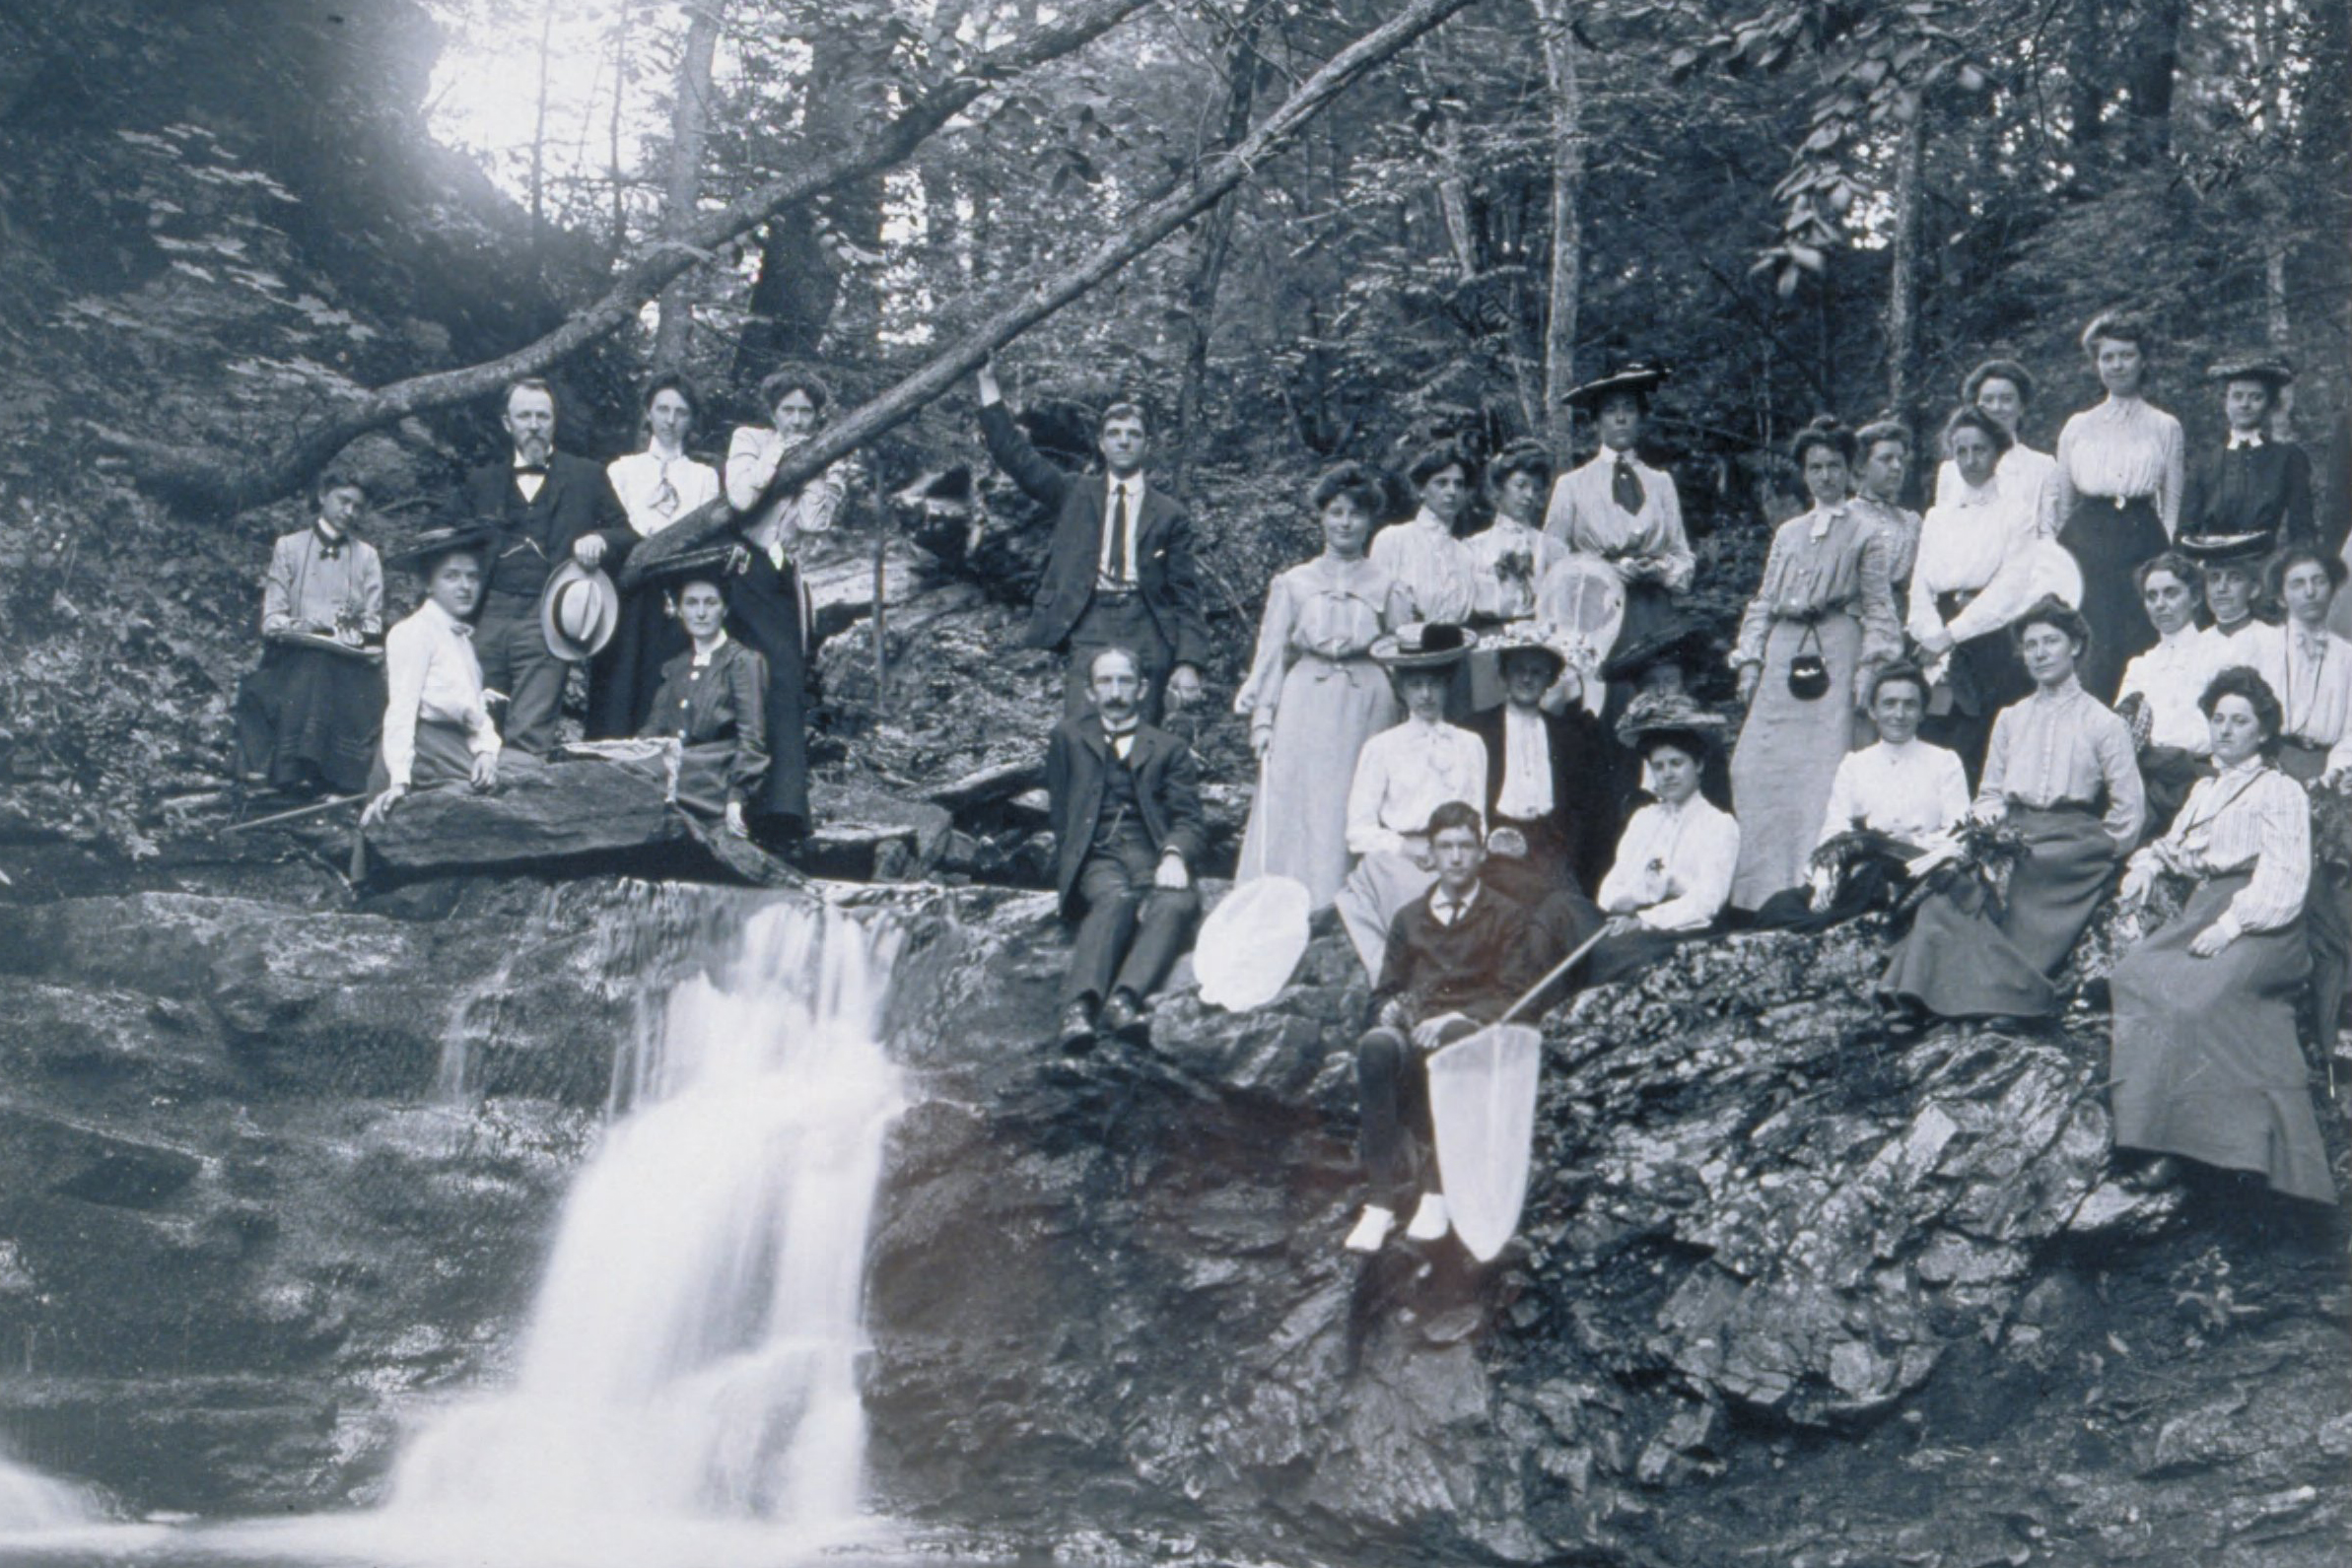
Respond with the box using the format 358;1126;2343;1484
1727;417;1903;912
361;523;504;828
2046;310;2184;699
636;546;770;840
1335;624;1487;977
1584;692;1741;988
1233;462;1412;910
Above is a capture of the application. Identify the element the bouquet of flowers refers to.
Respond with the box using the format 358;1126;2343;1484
1894;816;2032;922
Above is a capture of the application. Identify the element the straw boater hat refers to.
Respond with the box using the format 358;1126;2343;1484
1369;621;1478;670
384;521;496;573
2205;355;2294;390
1599;618;1715;684
1484;619;1571;678
538;557;621;662
1562;357;1669;413
1614;690;1729;753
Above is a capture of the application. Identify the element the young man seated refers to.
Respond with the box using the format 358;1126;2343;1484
1346;800;1544;1256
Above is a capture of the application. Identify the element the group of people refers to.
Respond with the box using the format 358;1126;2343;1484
231;323;2348;1254
1014;327;2347;1257
236;372;862;845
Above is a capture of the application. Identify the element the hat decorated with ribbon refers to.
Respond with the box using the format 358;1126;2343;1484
2205;355;2294;389
1484;619;1573;679
1614;690;1730;752
384;520;497;573
1370;621;1478;670
538;557;621;662
1563;357;1669;413
2176;530;2275;569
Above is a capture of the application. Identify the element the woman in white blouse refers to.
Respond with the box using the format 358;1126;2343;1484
2108;666;2332;1205
1584;694;1740;988
588;373;724;739
2047;311;2185;700
362;526;503;829
1369;443;1481;631
1932;358;2057;515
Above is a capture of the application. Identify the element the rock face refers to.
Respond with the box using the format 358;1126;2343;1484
0;863;2341;1566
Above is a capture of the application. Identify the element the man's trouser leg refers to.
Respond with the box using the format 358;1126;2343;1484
1355;1025;1419;1198
1064;836;1152;1008
475;593;568;756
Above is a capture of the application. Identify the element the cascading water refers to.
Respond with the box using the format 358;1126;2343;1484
0;1451;96;1535
388;897;907;1541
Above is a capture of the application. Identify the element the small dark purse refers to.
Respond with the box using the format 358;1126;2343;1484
1785;622;1831;701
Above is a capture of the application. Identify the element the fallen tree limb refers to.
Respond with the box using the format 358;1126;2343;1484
626;0;1487;582
96;0;1159;515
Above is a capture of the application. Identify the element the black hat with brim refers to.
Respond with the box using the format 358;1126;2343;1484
1563;359;1669;412
2205;356;2294;389
638;542;750;589
2177;530;2275;569
1370;621;1478;670
386;522;497;572
1614;691;1730;753
1600;619;1715;683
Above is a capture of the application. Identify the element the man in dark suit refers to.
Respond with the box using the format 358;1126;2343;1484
1045;645;1207;1050
976;363;1211;723
1465;626;1619;901
458;378;633;754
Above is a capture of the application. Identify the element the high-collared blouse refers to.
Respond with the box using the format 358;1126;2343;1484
1934;443;2057;516
2131;760;2310;937
1466;517;1570;621
262;525;383;638
2117;627;2235;754
1369;509;1481;625
1817;738;1971;846
1235;555;1411;730
1543;449;1695;592
1906;474;2047;646
2257;624;2352;771
2047;396;2186;537
1345;718;1487;856
1979;677;2145;852
380;599;500;788
1847;494;1921;588
1732;503;1902;669
725;426;852;566
1596;794;1741;931
607;446;722;538
643;633;771;805
1494;705;1556;821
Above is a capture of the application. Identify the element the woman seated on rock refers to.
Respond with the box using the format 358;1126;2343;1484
1877;597;2145;1024
637;548;770;840
1753;662;1969;931
2108;666;2332;1205
362;525;503;829
1584;694;1741;989
233;466;387;797
1337;624;1487;979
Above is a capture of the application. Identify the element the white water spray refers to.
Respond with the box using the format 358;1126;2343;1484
390;898;907;1538
0;1450;96;1535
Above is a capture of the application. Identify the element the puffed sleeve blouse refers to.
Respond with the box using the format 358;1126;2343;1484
1234;556;1410;725
2128;761;2310;938
2047;396;2186;537
1732;504;1902;670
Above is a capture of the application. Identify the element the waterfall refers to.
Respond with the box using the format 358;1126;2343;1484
0;1452;94;1534
390;897;907;1537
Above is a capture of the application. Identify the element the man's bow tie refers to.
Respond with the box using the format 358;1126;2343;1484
515;463;550;478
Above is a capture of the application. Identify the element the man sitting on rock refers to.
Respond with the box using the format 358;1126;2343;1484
1045;644;1206;1051
1347;799;1544;1255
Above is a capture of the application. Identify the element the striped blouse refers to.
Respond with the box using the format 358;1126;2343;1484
2130;762;2310;937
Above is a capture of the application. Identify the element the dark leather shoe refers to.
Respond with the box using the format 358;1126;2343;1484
1057;1000;1098;1053
1098;989;1148;1039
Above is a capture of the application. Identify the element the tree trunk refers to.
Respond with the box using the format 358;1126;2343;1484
98;0;1163;514
1532;0;1582;452
652;0;725;372
2121;0;2187;165
1885;104;1922;421
1173;19;1262;485
607;0;631;255
529;0;557;239
624;0;1488;585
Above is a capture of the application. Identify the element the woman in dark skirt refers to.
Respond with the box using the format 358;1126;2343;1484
233;468;387;795
588;373;722;739
2109;666;2332;1204
1878;598;2146;1021
2048;311;2184;700
637;550;770;839
1585;694;1741;989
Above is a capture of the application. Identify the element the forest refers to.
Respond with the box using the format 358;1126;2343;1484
0;0;2345;852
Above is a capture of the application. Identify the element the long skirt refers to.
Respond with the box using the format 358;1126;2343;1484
725;553;811;836
2279;739;2349;1050
365;716;478;795
1602;581;1679;807
1730;609;1866;910
586;587;688;741
234;644;384;794
2110;871;2333;1205
1917;595;2031;789
2057;495;2168;701
1877;805;2118;1020
1238;652;1398;910
1337;847;1435;980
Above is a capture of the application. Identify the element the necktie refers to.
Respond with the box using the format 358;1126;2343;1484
1106;483;1132;586
1612;455;1645;514
653;460;679;517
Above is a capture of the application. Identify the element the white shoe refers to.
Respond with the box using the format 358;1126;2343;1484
1344;1205;1395;1254
1405;1192;1450;1242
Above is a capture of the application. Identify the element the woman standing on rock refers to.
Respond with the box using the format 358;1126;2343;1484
1877;598;2144;1023
723;369;855;847
588;374;723;740
2046;312;2184;700
2108;665;2331;1205
1849;418;1921;597
1727;417;1902;912
1234;463;1412;910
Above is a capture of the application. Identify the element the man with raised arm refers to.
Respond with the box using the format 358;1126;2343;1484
976;363;1211;723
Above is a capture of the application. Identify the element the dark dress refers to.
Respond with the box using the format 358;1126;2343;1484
236;644;384;794
2049;398;2183;700
2182;438;2315;548
638;638;770;818
588;590;689;740
724;549;812;837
